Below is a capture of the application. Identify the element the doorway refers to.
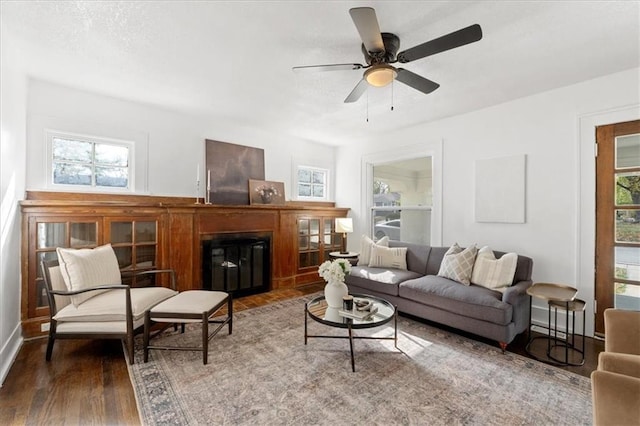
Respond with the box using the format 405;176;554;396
595;120;640;334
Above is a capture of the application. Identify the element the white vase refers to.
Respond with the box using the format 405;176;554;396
324;279;348;309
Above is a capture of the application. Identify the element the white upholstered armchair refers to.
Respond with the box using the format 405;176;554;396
41;244;178;364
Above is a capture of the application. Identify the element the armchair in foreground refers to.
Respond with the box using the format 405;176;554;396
41;244;178;364
591;308;640;426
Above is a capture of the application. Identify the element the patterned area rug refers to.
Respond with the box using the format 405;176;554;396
128;295;592;425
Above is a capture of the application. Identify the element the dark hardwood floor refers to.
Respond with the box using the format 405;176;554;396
0;284;603;425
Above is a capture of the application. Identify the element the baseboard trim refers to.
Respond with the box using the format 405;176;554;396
0;323;23;386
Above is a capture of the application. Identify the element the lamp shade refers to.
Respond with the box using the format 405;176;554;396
335;218;353;233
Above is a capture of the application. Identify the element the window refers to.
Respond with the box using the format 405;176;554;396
297;166;328;200
370;157;433;245
49;132;133;191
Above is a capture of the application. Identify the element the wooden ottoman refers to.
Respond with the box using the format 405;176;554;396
143;290;232;365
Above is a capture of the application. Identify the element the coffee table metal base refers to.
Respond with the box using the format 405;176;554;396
304;303;398;372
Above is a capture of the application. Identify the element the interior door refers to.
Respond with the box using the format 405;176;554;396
595;120;640;335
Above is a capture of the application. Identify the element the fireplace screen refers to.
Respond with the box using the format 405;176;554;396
202;234;271;297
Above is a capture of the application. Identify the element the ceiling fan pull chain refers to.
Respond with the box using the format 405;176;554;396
391;79;394;111
366;91;369;122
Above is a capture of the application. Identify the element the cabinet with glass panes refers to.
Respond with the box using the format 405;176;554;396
23;213;161;335
297;216;342;270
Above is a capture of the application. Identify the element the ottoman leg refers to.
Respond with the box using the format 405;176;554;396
202;312;209;365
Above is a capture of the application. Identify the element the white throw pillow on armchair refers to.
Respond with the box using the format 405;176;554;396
57;244;122;307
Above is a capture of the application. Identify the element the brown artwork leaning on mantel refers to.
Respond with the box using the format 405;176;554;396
205;139;265;205
249;180;285;205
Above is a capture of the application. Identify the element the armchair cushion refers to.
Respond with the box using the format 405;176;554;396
57;244;122;307
591;370;640;425
598;352;640;379
53;286;177;323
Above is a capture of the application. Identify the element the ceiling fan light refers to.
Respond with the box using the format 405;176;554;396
364;64;397;87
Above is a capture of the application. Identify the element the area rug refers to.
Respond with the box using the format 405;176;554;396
127;295;592;425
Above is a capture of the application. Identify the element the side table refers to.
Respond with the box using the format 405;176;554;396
525;282;585;366
329;251;359;265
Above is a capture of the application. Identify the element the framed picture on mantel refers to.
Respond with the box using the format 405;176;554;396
249;180;285;205
205;139;265;205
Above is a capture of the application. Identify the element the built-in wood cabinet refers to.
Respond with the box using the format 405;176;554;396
20;191;349;337
297;216;343;269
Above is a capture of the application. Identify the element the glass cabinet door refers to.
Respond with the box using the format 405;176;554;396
323;218;343;259
33;219;98;310
107;219;158;285
298;218;321;269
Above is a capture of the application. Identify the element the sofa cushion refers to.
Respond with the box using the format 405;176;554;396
57;244;122;307
399;275;513;325
53;286;177;322
346;266;422;297
369;245;408;270
358;235;389;266
471;246;518;292
437;243;478;285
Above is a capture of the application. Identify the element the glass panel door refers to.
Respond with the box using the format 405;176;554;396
595;121;640;334
613;134;640;310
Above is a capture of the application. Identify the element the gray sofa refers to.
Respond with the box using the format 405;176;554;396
345;241;534;350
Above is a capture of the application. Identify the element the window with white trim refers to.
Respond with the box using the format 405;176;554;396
49;132;133;191
296;166;328;200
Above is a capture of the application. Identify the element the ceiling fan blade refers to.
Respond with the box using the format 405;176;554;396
349;7;385;54
397;24;482;63
344;79;369;103
395;69;440;94
292;63;365;73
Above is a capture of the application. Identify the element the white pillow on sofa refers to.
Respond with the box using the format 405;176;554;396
357;235;389;266
437;243;478;286
471;246;518;292
368;245;408;270
57;244;122;307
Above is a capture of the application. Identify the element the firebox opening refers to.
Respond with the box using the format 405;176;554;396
201;232;271;297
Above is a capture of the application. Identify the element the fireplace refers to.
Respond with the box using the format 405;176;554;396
201;232;271;297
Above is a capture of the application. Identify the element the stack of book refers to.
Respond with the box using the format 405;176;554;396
339;305;378;320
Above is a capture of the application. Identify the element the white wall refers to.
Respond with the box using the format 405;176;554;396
26;80;336;199
336;68;640;337
0;25;28;385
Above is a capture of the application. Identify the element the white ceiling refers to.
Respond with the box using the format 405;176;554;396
2;1;639;146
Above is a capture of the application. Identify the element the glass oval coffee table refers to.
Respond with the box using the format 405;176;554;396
304;293;398;372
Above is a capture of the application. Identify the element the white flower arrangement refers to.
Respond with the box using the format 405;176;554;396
318;258;352;283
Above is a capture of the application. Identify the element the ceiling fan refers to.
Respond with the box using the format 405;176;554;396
293;7;482;103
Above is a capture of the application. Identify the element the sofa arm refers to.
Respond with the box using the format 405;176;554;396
591;370;640;426
502;280;533;305
598;352;640;379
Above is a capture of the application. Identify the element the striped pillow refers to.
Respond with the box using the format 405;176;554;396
368;245;408;270
471;246;517;292
57;244;122;307
437;243;478;285
358;235;389;266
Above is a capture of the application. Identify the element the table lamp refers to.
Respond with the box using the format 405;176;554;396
335;218;353;254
